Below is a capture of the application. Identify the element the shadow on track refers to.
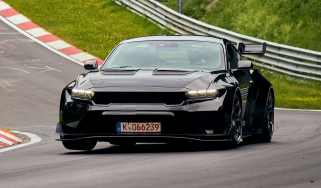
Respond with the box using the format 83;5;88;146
62;138;275;155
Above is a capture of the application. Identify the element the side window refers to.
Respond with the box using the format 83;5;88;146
226;44;239;69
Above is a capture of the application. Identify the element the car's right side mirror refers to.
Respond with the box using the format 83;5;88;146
238;60;253;69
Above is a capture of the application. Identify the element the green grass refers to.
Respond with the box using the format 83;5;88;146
5;0;170;58
161;0;321;52
260;69;321;109
5;0;321;109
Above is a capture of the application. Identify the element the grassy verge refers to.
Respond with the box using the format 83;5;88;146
5;0;170;58
5;0;321;109
161;0;321;52
259;69;321;109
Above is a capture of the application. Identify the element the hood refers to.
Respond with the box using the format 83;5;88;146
77;70;218;92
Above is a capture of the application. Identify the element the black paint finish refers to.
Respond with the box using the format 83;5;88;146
57;36;273;145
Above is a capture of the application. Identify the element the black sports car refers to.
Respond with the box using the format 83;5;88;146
56;36;274;151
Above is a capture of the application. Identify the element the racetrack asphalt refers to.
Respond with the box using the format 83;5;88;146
0;19;321;188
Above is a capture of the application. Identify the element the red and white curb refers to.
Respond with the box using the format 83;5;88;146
0;130;41;153
0;0;103;66
0;129;23;148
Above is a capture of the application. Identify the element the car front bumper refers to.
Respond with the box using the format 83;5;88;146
57;97;231;142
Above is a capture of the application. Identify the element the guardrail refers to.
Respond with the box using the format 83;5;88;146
116;0;321;81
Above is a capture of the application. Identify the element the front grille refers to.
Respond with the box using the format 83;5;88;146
92;92;186;105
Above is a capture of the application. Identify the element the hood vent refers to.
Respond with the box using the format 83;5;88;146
101;69;138;75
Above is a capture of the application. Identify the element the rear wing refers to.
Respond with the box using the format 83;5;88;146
238;42;267;55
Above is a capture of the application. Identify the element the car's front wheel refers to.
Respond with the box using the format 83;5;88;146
228;93;243;147
62;139;97;151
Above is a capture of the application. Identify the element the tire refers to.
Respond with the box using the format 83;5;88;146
62;139;97;151
228;92;243;147
257;89;275;143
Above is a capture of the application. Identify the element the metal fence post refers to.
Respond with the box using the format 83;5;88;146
177;0;183;14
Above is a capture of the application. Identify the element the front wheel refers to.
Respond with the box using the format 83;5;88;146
228;93;243;147
62;139;97;151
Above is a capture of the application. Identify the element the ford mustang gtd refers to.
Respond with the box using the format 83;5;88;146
56;36;274;151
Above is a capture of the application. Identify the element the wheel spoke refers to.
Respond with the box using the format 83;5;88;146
230;95;243;144
265;91;274;137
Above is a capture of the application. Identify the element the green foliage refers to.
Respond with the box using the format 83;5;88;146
5;0;170;58
260;69;321;109
164;0;321;51
160;0;207;18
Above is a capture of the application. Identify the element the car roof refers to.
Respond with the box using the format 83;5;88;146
120;35;224;44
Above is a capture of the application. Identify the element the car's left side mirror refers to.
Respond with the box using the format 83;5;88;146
84;60;98;70
238;60;253;69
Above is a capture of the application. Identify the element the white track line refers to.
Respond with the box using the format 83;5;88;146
46;40;71;50
25;27;50;37
70;52;96;62
7;14;29;25
0;1;10;11
0;131;41;153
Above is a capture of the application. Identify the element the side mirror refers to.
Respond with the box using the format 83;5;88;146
84;59;98;70
238;60;253;69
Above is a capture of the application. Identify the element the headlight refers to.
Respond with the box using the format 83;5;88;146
186;89;219;98
71;89;94;100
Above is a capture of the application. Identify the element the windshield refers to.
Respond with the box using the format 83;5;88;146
102;40;224;71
